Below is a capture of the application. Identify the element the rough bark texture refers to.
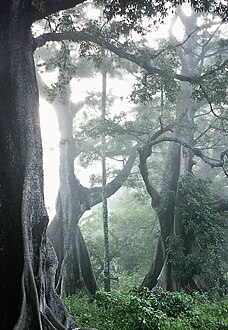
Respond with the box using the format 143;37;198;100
0;1;86;329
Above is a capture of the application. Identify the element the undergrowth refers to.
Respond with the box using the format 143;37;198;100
64;288;228;330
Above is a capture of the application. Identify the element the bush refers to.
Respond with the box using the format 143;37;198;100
64;288;228;330
171;174;228;292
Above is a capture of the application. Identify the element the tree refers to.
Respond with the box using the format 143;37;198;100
36;50;100;298
136;10;228;291
0;1;89;329
80;6;227;291
100;54;111;292
46;87;99;298
36;40;137;297
59;5;227;292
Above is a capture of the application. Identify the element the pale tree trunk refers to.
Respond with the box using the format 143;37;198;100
0;1;86;328
48;97;98;298
141;9;209;291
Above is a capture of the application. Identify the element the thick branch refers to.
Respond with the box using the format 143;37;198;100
136;125;175;208
34;30;228;83
149;136;225;168
70;100;85;117
37;70;85;118
136;126;225;208
136;126;175;209
33;31;194;83
138;146;161;209
90;152;137;207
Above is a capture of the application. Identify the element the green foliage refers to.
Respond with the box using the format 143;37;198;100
65;288;228;330
97;0;168;30
98;0;228;22
131;73;179;104
131;46;180;104
192;64;228;106
168;174;228;292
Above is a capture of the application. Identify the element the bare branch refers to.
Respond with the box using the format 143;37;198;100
201;86;228;121
150;136;224;168
70;100;85;117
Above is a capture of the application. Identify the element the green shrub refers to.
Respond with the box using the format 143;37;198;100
170;174;228;292
64;289;228;330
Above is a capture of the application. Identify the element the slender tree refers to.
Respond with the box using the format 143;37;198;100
101;54;111;291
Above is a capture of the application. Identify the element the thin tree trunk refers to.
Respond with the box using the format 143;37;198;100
101;57;110;292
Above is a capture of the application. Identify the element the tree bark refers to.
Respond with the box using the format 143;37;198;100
140;142;181;290
0;3;79;329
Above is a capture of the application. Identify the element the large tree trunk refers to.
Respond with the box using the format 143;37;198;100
141;120;196;291
141;94;197;291
48;99;98;298
141;143;181;290
0;6;79;329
